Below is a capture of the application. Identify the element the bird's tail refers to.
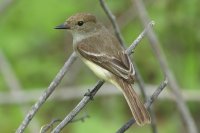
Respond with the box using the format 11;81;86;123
116;78;151;126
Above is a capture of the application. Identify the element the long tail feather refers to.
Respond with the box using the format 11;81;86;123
116;78;151;126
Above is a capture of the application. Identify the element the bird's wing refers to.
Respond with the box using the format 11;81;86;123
76;37;135;83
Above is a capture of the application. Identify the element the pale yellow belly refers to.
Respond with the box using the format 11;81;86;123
83;59;112;80
80;56;121;90
80;56;120;89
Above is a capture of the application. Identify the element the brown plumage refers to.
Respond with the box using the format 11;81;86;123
75;27;151;125
117;78;151;125
56;13;151;126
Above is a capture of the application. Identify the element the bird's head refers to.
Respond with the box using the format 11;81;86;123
55;13;98;35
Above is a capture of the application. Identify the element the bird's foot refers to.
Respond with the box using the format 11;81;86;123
84;89;94;100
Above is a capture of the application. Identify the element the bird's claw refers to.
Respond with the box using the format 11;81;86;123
84;89;94;100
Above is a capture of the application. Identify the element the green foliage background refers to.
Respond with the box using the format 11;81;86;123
0;0;199;132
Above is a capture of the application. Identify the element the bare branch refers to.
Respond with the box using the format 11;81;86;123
41;113;89;133
16;52;77;133
132;0;198;133
126;21;154;55
40;119;61;133
116;79;168;133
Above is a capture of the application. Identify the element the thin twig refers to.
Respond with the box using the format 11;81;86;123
51;22;155;133
99;0;125;47
40;119;61;133
126;21;154;54
41;113;89;133
116;79;168;133
132;0;198;133
16;52;77;133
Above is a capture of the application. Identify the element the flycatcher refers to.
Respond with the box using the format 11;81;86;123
55;13;151;126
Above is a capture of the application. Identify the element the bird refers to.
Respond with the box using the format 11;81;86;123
55;13;151;126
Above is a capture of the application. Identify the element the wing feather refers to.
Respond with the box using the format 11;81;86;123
76;39;135;83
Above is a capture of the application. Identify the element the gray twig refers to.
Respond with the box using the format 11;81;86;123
132;0;198;133
51;21;156;133
16;52;77;133
126;21;154;54
40;119;61;133
40;114;89;133
116;79;168;133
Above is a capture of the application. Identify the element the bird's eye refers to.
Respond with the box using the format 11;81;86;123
77;21;84;26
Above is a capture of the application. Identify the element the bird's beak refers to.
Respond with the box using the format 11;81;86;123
54;23;70;29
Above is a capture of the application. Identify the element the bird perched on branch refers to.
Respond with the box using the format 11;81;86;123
55;13;151;126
